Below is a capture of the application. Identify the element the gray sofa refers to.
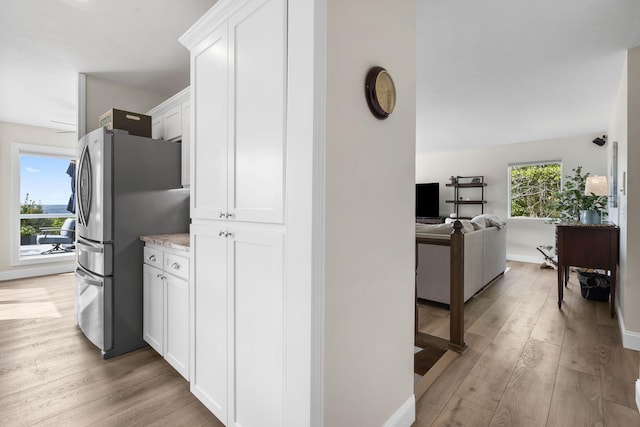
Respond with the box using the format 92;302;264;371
416;215;507;305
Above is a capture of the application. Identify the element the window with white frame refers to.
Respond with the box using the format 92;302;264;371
12;143;76;264
509;161;561;219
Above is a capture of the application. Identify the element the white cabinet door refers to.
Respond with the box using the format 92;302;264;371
227;226;284;427
165;274;189;379
191;224;229;422
227;0;286;225
143;263;164;354
191;0;286;224
191;223;285;427
181;101;191;187
163;104;182;141
192;24;229;220
151;115;163;140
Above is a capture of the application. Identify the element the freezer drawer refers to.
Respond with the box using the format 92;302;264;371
77;237;113;276
76;266;113;354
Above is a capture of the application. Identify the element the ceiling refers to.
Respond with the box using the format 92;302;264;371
0;0;216;133
416;0;640;152
1;0;640;152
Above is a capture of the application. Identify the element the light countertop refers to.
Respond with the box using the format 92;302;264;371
140;233;189;252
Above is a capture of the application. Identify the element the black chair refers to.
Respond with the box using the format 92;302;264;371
37;218;76;254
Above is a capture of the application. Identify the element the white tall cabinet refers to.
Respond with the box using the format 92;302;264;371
181;0;288;425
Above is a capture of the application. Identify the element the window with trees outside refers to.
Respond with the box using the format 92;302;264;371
509;162;561;219
13;143;76;263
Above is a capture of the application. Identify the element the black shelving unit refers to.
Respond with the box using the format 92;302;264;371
445;175;487;217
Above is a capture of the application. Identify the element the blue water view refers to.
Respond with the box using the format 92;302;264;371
42;205;73;214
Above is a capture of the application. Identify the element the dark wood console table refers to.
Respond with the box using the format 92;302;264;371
556;223;619;317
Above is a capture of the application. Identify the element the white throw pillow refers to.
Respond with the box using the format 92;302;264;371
472;214;506;229
470;216;487;230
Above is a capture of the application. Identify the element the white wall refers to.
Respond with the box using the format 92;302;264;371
0;122;77;280
416;134;608;262
608;53;629;327
83;75;168;135
609;46;640;343
625;47;640;337
323;0;416;425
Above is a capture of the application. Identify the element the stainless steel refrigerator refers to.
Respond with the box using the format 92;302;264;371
75;127;189;359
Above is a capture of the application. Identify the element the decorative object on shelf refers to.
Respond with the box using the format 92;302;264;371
364;66;396;119
445;175;487;217
548;166;608;224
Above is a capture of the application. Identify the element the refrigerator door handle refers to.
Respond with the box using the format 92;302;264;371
75;267;103;287
77;240;104;253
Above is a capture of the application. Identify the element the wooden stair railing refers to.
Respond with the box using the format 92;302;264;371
415;220;467;353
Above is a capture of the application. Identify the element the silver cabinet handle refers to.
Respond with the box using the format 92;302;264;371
156;273;164;279
171;263;180;270
218;231;233;238
148;255;156;262
218;230;226;237
219;212;226;218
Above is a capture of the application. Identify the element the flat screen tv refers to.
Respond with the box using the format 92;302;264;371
416;183;439;218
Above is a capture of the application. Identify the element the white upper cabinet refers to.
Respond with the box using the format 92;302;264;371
151;115;164;140
163;104;182;141
147;87;191;187
181;101;191;189
188;0;286;224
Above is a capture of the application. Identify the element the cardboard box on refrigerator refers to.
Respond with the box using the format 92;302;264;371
98;109;151;138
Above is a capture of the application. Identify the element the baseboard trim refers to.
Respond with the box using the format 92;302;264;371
383;394;415;427
0;264;74;282
636;379;640;413
617;303;640;351
506;254;541;264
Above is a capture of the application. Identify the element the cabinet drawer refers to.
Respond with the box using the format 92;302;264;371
144;246;163;269
165;252;189;280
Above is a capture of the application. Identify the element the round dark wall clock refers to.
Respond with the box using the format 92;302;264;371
365;66;396;119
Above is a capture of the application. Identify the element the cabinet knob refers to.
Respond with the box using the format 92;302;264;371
219;212;226;218
218;230;226;237
171;262;180;270
156;274;165;279
148;255;156;262
225;212;233;218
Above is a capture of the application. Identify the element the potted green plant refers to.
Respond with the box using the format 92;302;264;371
549;166;608;224
20;224;37;245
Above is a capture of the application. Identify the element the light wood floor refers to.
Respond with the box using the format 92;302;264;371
1;264;638;426
0;273;223;427
415;261;640;426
